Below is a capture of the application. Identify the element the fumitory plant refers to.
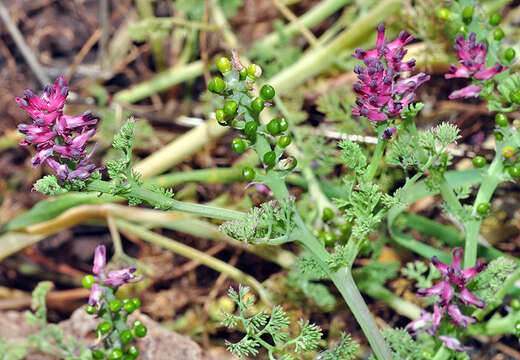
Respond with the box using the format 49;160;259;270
7;0;520;359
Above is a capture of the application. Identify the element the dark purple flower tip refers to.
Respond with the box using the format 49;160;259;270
377;23;385;33
24;89;34;98
469;32;476;42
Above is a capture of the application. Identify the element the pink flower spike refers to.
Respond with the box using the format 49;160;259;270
31;148;53;168
448;84;482;99
439;336;472;352
93;245;106;276
459;262;486;283
431;255;449;276
458;286;486;309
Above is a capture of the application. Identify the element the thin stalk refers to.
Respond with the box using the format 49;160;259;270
114;219;271;305
254;0;352;49
113;60;205;104
135;0;167;72
463;153;503;268
432;347;451;360
86;179;245;221
363;126;386;183
296;220;393;360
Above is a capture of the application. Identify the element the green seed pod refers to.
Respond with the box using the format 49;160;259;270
208;77;226;93
247;64;262;80
266;119;281;135
97;321;112;334
508;165;520;177
495;113;508;127
511;90;520;104
505;48;516;62
85;305;96;315
108;349;123;360
263;151;276;165
322;207;334;222
493;28;505;41
494;131;504;141
260;84;275;100
472;156;486;168
511;298;520;311
489;13;502;26
224;100;238;117
515;320;520;337
476;202;489;215
320;231;336;247
502;146;515;158
126;346;139;358
120;329;133;343
251;97;265;113
242;167;256;180
92;350;105;360
123;301;136;314
231;138;247;153
239;68;247;80
278;135;292;148
437;8;451;20
244;121;258;136
277;117;289;132
109;299;122;312
131;298;142;308
82;274;95;290
462;7;473;23
216;109;227;126
217;57;232;74
134;324;148;338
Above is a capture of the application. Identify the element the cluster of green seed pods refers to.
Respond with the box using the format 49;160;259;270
209;55;296;182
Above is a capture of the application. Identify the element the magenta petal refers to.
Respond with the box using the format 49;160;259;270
448;85;482;100
431;303;444;333
451;248;463;268
93;245;106;276
439;336;472;352
458;286;486;309
88;283;103;307
431;256;449;276
405;312;431;335
448;304;476;328
474;62;508;80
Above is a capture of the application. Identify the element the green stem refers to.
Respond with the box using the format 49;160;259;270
115;219;272;305
463;153;503;268
86;179;245;221
254;0;353;50
432;346;450;360
363;127;386;183
296;221;393;360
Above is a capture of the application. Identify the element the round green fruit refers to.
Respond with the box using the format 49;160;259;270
217;57;232;74
260;84;275;100
109;299;122;312
489;13;502;26
493;28;505;41
263;151;276;166
322;208;334;222
505;48;516;62
495;113;508;127
266;119;281;135
472;156;486;168
476;203;489;215
231;138;247;153
208;77;226;93
82;274;95;290
251;97;265;113
278;135;292;148
437;8;451;20
242;167;256;180
244;121;258;136
462;7;473;23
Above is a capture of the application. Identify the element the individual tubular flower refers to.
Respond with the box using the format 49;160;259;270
92;245;142;287
445;32;508;99
15;76;101;182
351;24;430;122
438;336;473;352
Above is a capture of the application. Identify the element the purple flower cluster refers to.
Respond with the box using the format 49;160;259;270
406;248;486;352
445;32;508;99
16;76;101;181
88;245;143;308
351;24;430;123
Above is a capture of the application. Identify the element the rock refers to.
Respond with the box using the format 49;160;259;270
0;308;203;360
